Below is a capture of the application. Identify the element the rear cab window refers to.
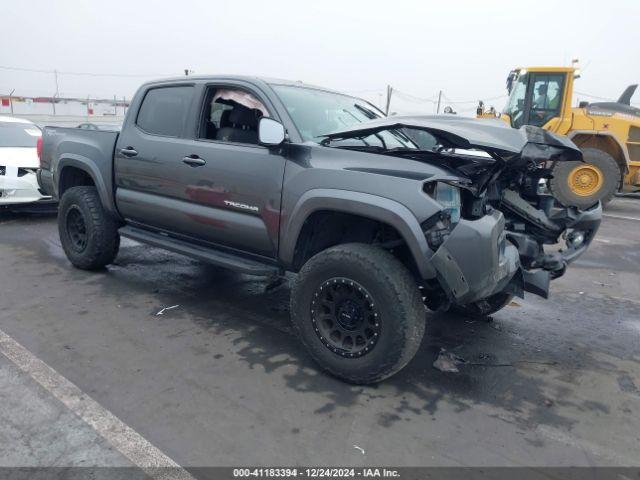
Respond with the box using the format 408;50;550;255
136;86;194;137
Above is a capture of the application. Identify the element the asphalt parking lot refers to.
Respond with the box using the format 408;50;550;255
0;198;639;471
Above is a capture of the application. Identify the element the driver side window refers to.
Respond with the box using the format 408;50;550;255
199;87;270;145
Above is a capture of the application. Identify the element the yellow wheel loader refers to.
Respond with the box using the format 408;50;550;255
478;67;640;207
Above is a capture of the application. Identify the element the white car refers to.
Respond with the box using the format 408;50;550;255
0;116;52;207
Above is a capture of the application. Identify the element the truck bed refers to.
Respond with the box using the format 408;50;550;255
38;126;119;214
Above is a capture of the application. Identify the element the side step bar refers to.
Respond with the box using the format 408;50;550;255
119;226;278;276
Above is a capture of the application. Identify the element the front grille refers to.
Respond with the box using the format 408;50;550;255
0;166;5;176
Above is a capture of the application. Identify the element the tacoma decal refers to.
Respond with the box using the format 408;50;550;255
224;200;259;212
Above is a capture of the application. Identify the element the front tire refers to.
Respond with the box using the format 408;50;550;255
291;243;425;384
58;186;120;270
550;147;621;208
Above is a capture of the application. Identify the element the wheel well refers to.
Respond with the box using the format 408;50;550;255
58;166;95;197
291;210;418;275
571;134;627;178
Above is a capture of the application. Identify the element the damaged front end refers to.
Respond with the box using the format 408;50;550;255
324;116;602;307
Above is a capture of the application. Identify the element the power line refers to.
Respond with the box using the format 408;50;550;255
442;92;507;104
393;88;506;105
392;89;438;103
0;64;174;78
574;91;613;101
344;88;386;94
575;90;639;107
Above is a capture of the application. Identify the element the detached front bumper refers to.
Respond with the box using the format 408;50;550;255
0;166;51;205
426;200;602;305
427;210;520;305
557;202;602;265
507;201;602;299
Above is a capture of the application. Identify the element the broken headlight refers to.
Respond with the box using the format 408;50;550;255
425;181;461;224
422;182;462;250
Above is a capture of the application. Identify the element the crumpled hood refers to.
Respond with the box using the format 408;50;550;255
323;115;582;161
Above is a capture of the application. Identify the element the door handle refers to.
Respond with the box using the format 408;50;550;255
120;147;138;157
182;155;206;167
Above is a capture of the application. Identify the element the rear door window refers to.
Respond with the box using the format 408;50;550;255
136;86;194;137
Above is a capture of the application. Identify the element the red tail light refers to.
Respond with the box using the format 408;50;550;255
37;136;43;165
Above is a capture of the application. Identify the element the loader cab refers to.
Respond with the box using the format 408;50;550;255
502;68;572;131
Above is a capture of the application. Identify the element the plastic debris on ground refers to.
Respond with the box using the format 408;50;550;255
433;348;465;373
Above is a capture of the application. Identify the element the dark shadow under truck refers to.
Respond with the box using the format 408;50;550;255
37;76;601;383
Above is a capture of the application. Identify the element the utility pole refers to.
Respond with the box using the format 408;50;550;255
52;69;59;115
9;89;14;115
385;85;393;116
436;90;442;114
114;95;117;115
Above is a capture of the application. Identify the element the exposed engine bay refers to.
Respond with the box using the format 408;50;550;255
323;116;602;308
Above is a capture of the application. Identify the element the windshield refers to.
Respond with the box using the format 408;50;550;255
503;72;528;128
0;122;41;147
273;85;414;148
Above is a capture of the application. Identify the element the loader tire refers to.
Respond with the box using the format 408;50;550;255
550;147;621;208
58;186;120;270
291;243;426;384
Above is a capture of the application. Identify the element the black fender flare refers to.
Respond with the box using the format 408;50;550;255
280;188;436;279
55;155;119;217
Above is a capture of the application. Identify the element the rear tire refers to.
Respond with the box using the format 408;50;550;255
58;186;120;270
550;147;621;208
291;243;425;384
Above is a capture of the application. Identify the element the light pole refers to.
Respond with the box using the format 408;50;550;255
52;69;60;115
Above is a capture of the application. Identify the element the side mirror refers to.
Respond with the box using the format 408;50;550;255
258;117;285;146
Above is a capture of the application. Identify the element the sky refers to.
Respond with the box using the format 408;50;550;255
2;0;639;116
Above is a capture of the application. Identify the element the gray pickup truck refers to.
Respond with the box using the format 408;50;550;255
38;76;601;383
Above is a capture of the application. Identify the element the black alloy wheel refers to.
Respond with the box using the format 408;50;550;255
311;277;382;358
58;186;120;270
66;205;88;252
